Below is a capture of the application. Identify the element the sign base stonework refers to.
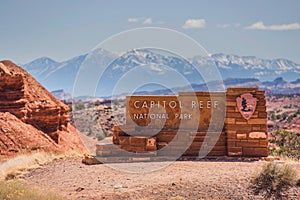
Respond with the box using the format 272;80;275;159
97;87;268;158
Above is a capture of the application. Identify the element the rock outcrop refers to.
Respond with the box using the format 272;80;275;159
0;112;59;155
0;60;85;157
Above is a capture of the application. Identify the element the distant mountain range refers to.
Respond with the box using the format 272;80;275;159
131;77;300;96
23;54;87;93
51;76;300;100
21;49;300;98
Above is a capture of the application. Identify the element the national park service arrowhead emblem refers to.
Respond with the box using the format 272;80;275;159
236;93;257;120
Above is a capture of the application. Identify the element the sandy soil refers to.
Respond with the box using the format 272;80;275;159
23;158;300;200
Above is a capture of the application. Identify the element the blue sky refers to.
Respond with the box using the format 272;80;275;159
1;0;300;64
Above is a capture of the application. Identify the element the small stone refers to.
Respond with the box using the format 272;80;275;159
114;183;123;189
75;187;84;192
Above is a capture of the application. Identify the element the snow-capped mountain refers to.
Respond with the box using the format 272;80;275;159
93;49;204;96
23;57;60;78
21;49;300;97
206;53;300;81
23;55;88;92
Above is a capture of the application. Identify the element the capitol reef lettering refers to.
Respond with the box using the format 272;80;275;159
131;99;219;120
126;92;226;129
133;100;219;109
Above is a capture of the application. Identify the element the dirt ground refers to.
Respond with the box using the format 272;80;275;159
23;158;300;200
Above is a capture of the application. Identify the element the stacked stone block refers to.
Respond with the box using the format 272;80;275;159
107;125;156;156
155;131;226;157
225;87;268;157
96;87;268;158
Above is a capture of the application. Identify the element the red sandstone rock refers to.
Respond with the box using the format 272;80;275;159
0;60;85;157
0;112;59;156
0;60;69;133
248;131;267;139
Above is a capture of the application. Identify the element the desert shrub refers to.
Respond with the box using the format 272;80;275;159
281;112;288;120
276;114;281;120
287;112;297;123
251;163;297;199
268;111;276;121
74;100;85;110
0;180;63;200
297;179;300;187
269;129;300;159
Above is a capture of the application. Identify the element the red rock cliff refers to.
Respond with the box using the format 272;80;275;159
0;60;85;156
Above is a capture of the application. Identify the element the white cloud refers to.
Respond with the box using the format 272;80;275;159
128;18;139;23
143;18;152;24
217;24;230;28
234;23;241;28
245;21;300;30
128;17;154;24
182;19;206;29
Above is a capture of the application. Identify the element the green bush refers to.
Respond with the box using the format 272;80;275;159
251;163;298;199
269;129;300;159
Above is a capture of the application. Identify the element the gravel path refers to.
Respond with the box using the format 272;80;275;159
24;158;300;200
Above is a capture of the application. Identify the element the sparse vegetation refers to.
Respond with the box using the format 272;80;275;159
74;100;85;110
267;95;300;134
70;100;126;140
0;152;67;180
251;163;298;199
268;111;276;121
0;180;63;200
269;129;300;159
287;113;297;123
0;152;84;199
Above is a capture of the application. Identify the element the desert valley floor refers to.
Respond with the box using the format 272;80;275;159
23;157;300;200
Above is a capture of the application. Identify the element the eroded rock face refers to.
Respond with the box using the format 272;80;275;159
0;60;69;135
0;112;59;155
0;60;85;156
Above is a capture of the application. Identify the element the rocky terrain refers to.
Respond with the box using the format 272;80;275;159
24;158;300;200
70;102;126;141
0;60;85;157
267;94;300;134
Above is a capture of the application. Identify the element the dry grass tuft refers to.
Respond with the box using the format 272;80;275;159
0;152;84;180
0;180;63;200
0;152;57;180
251;162;298;199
